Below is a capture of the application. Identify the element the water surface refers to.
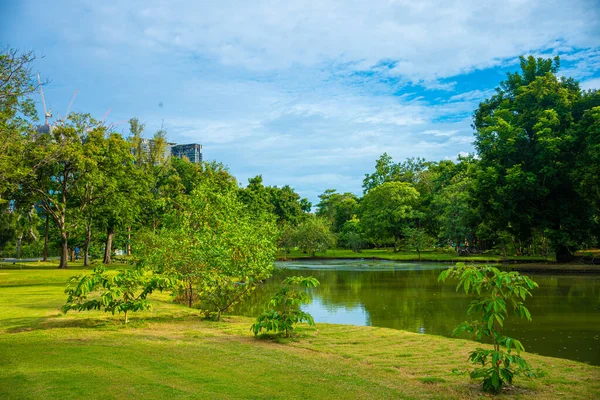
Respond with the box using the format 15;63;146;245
233;260;600;366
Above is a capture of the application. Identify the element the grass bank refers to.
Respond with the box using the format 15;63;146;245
1;267;599;399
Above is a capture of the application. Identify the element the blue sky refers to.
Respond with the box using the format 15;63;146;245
2;0;600;203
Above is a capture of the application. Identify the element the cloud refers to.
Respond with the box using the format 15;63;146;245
580;77;600;90
2;0;599;203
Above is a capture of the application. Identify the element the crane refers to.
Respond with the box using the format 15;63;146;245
37;74;52;125
102;108;112;124
63;89;79;124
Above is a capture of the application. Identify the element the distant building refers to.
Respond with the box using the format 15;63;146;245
133;140;203;164
171;143;203;163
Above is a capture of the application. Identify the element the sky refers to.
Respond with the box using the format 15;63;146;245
2;0;600;204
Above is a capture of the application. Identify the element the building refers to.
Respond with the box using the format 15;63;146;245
171;143;203;163
133;140;203;164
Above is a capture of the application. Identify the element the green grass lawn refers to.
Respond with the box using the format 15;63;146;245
1;266;599;399
279;248;552;263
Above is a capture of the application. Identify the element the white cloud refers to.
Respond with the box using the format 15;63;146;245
580;77;600;91
4;0;599;202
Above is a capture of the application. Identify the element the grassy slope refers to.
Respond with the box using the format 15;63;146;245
1;267;599;400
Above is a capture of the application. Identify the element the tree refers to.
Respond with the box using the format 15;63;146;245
403;227;434;260
359;182;419;251
0;48;38;204
20;114;103;268
138;179;278;320
251;276;319;338
338;216;364;252
62;266;175;323
292;216;336;257
438;264;538;394
316;189;359;232
473;56;596;262
432;171;476;253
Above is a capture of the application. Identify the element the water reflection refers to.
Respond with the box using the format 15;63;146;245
232;260;600;366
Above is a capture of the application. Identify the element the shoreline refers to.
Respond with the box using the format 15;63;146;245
276;256;600;274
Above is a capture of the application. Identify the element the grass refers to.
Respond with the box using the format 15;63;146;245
1;266;600;399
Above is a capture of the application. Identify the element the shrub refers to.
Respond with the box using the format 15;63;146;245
251;276;319;338
62;266;175;323
438;263;539;394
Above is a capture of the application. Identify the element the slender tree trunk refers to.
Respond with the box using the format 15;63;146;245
127;226;132;255
188;282;193;308
59;231;68;269
124;310;129;324
103;227;114;264
16;236;22;259
43;214;49;261
84;223;92;267
69;248;74;262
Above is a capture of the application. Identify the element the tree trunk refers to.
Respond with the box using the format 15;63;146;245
393;235;399;252
43;215;49;261
103;228;114;264
69;248;74;262
84;223;92;267
127;226;132;256
16;236;22;259
188;283;194;308
59;232;68;269
556;244;573;263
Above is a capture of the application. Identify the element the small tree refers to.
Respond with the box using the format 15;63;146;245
251;276;319;338
62;266;175;323
438;263;539;394
403;227;435;260
293;216;335;257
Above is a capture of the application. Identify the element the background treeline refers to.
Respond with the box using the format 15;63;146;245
313;57;600;262
1;50;599;265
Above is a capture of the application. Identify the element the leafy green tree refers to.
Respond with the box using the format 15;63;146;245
62;266;175;323
138;179;278;320
403;227;434;260
359;182;419;251
292;215;336;257
251;276;319;337
432;171;476;253
473;56;596;262
20;114;104;268
277;223;296;260
316;189;359;232
438;264;538;394
0;48;38;204
338;216;364;252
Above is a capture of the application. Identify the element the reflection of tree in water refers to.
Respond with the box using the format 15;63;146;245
232;265;600;365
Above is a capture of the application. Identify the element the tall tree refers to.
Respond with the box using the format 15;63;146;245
473;56;595;262
316;189;359;233
0;48;38;204
359;182;420;251
21;114;101;268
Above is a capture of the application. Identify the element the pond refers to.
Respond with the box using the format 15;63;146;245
233;260;600;366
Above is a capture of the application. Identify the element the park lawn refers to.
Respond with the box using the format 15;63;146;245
1;268;599;400
279;248;551;263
